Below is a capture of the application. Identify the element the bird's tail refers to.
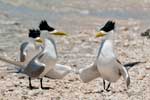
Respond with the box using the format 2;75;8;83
123;61;145;70
0;56;24;68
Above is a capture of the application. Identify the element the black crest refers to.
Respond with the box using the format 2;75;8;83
100;20;115;32
39;20;55;31
28;29;40;38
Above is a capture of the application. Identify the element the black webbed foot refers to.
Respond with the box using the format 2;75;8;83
40;78;50;90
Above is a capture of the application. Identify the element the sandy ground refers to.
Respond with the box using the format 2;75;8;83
0;17;150;100
0;1;150;100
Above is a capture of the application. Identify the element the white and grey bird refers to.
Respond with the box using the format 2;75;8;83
0;22;72;89
79;21;140;91
20;21;72;89
0;30;45;89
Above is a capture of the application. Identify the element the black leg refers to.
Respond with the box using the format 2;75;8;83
28;77;38;89
103;80;106;90
106;82;111;92
40;78;49;90
29;77;33;89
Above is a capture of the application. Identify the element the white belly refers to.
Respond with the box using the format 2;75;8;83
97;61;121;82
97;40;120;82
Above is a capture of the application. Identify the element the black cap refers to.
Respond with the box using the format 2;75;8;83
100;20;115;32
39;20;55;31
28;29;40;38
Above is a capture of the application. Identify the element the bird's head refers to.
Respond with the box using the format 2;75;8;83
28;29;43;44
39;20;68;36
96;20;115;38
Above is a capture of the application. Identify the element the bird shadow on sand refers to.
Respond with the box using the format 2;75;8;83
84;90;105;94
27;86;39;90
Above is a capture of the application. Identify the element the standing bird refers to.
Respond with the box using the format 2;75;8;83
0;30;46;89
20;29;46;89
19;21;72;89
37;20;72;86
79;21;140;91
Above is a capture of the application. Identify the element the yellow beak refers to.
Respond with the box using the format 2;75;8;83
96;31;106;37
35;37;43;44
51;32;68;36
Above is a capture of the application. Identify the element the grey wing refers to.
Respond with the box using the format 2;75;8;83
24;48;45;78
24;60;45;78
45;64;72;79
79;63;100;83
20;42;28;62
20;41;42;64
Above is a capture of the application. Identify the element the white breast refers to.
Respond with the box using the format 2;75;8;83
97;40;120;82
39;38;57;77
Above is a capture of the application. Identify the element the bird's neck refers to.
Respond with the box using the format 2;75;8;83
27;37;35;42
101;30;115;52
107;30;114;39
102;31;114;43
40;31;51;38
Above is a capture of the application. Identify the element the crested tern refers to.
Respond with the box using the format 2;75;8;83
79;20;140;91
